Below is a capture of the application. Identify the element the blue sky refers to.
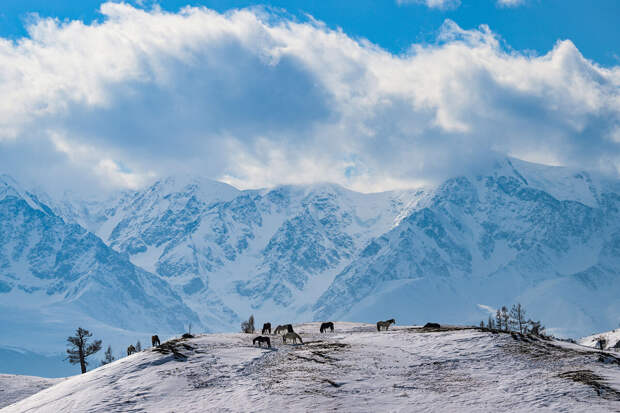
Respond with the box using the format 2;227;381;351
2;0;619;65
0;1;619;194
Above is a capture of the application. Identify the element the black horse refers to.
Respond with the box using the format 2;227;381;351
262;322;272;335
320;322;334;333
151;335;161;347
253;336;271;348
376;319;396;331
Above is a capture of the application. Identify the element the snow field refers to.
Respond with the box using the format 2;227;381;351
3;323;620;412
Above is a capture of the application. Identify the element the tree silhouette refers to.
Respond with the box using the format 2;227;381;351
241;315;255;333
66;327;102;374
100;345;115;366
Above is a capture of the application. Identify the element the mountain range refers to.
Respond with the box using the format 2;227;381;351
1;158;620;375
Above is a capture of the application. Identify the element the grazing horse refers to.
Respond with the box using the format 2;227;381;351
376;319;396;331
274;324;294;335
262;322;272;335
253;336;271;348
152;335;161;347
282;332;303;344
127;344;136;356
320;322;334;333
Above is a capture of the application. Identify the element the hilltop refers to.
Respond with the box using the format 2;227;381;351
2;323;620;412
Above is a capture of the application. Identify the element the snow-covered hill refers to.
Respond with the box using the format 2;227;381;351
3;324;620;412
0;374;63;409
580;329;620;350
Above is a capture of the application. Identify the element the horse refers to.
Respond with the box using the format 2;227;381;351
262;322;272;335
320;322;334;333
152;335;161;347
282;332;303;344
376;319;396;331
253;336;271;348
274;324;294;335
127;344;136;356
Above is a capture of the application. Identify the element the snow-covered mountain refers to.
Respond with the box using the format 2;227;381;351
315;159;620;337
0;175;199;363
55;175;422;331
2;157;620;375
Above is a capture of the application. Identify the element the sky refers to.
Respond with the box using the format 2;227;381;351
0;0;619;194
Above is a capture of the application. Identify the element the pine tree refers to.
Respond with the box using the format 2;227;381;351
501;306;510;332
510;303;527;333
100;345;115;366
495;309;503;331
135;341;142;352
487;315;495;330
480;321;485;328
66;327;102;374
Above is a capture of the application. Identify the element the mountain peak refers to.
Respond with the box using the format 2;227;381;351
148;175;240;202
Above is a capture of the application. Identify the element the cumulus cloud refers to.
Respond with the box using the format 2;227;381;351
496;0;526;7
397;0;461;10
0;3;619;195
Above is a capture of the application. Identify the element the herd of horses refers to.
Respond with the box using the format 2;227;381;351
127;320;398;354
251;319;396;349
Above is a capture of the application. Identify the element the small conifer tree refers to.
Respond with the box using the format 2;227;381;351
100;345;115;366
66;327;102;374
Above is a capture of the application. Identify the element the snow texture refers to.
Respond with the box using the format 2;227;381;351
0;374;63;409
3;323;620;412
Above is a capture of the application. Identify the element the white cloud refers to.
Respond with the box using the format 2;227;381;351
0;3;619;195
496;0;526;7
397;0;461;10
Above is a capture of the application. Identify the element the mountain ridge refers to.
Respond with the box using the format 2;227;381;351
1;157;620;375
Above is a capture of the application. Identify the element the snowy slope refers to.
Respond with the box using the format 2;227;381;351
3;324;620;412
580;329;620;350
0;375;64;409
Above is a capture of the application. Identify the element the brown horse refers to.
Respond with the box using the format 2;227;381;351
282;332;303;344
253;336;271;348
127;344;136;356
152;335;161;347
377;319;396;331
262;323;272;335
274;324;294;335
320;322;334;333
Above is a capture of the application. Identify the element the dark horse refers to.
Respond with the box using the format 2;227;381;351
377;319;396;331
320;322;334;333
151;335;161;347
253;336;271;348
262;322;272;335
127;344;136;356
274;324;294;335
